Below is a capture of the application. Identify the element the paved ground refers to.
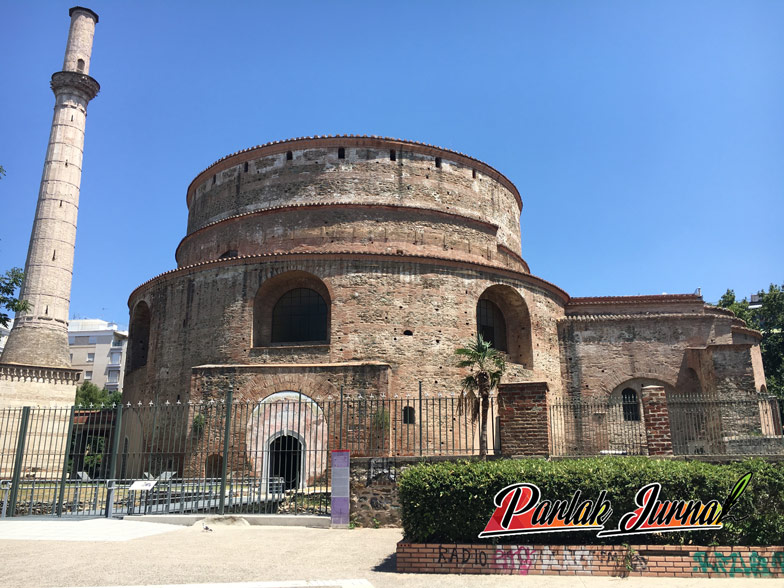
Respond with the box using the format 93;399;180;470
0;518;779;588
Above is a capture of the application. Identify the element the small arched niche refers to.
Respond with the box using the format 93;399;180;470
476;285;533;367
127;301;151;372
253;271;331;347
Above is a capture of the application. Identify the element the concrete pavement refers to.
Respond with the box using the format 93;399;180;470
0;518;779;588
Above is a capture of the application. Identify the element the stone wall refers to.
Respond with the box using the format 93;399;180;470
350;457;403;528
349;455;471;528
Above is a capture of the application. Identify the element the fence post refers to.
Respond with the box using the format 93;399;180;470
296;389;302;513
8;407;31;518
339;386;344;450
104;403;123;518
56;406;75;517
418;382;423;456
1;481;9;518
218;385;233;515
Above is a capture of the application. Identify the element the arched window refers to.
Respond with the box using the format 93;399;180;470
338;147;345;159
271;288;328;343
622;388;640;421
128;301;150;372
402;406;415;425
475;285;532;366
254;271;331;347
477;298;507;351
77;58;85;73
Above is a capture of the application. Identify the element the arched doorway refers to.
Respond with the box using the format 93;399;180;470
269;434;302;490
246;391;327;490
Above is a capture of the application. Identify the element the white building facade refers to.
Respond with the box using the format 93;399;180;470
68;319;127;393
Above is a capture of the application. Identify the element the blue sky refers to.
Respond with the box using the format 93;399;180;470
1;0;782;329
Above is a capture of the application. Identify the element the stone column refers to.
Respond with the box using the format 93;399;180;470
498;382;549;457
2;7;100;369
640;385;673;456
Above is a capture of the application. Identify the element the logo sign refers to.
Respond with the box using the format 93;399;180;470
480;473;751;539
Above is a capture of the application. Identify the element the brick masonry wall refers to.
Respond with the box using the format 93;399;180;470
124;258;565;407
557;312;767;443
640;385;673;456
396;542;784;578
498;382;549;457
186;141;523;258
175;205;523;272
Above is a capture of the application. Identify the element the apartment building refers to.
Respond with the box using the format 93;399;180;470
68;319;128;393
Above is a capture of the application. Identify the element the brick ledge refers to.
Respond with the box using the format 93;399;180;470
396;541;784;578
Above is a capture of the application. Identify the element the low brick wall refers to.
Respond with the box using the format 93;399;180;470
396;542;784;578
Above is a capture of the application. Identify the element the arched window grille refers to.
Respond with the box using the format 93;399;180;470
271;288;328;343
622;388;640;421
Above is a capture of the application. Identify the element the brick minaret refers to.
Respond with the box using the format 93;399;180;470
2;7;99;370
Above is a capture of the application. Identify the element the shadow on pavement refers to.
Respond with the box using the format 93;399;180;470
372;552;397;573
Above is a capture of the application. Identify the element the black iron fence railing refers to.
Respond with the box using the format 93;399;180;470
0;393;498;518
2;391;781;518
548;394;783;457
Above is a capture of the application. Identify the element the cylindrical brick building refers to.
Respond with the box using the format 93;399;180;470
124;136;568;407
122;135;772;478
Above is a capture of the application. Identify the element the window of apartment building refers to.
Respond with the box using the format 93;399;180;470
110;352;122;365
87;353;95;363
112;338;124;347
74;336;90;345
85;371;92;380
107;370;120;384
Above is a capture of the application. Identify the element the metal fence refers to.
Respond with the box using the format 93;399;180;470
4;390;780;518
0;392;496;518
549;394;784;457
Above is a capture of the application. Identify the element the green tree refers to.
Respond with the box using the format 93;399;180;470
717;289;756;327
0;267;30;328
75;380;121;407
718;284;784;399
454;334;506;460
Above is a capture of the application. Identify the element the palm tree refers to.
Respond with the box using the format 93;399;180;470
455;334;506;459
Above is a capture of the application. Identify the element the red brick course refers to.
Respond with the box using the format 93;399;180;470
396;542;784;578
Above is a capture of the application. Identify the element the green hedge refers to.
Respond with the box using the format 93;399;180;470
398;458;784;545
